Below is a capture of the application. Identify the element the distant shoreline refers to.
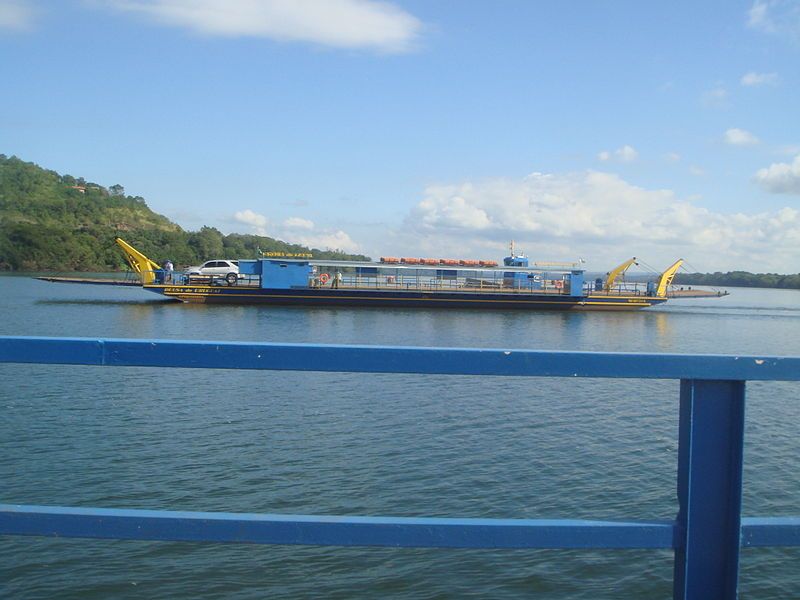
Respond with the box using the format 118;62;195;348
673;272;800;291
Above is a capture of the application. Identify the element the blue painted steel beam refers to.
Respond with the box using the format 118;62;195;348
4;506;799;550
0;505;676;549
1;337;799;381
674;380;745;600
741;517;800;547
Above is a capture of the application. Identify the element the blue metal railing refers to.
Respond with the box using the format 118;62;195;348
1;336;799;599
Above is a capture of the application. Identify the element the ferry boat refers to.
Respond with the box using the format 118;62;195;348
38;238;727;311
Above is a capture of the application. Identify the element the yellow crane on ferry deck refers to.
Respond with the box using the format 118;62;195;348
115;237;162;285
603;257;685;297
604;257;639;292
656;259;684;297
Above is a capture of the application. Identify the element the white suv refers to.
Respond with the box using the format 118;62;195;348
186;260;241;285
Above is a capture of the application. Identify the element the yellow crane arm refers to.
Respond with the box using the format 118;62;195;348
656;259;684;297
115;237;162;284
604;257;638;292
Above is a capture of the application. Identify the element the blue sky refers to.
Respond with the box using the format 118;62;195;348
2;0;799;271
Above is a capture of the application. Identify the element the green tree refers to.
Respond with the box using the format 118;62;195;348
188;226;225;260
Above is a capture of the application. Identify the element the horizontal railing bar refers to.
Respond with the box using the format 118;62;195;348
1;337;799;381
0;504;675;549
741;517;800;547
6;506;798;550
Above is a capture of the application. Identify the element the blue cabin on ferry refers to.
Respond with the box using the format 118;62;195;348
502;254;584;296
503;254;546;291
237;259;312;289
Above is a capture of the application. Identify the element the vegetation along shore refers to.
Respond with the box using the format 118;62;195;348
0;155;368;272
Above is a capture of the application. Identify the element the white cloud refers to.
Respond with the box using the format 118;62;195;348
747;1;800;39
0;0;37;30
598;145;638;163
104;0;422;52
283;216;314;230
689;166;706;176
234;208;268;235
665;152;681;162
617;145;638;162
724;128;760;146
748;1;773;30
755;155;800;195
232;209;360;252
401;170;800;272
702;86;728;108
740;71;778;86
291;230;360;253
417;191;492;229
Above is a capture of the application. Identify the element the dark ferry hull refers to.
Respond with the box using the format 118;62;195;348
147;285;667;310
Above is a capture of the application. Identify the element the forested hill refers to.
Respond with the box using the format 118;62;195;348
674;271;800;290
0;155;369;271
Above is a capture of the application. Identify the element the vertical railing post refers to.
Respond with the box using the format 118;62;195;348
674;379;746;600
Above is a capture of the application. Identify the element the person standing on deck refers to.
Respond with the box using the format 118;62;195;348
332;270;342;289
162;260;174;283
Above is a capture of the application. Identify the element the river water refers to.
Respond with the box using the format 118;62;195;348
1;275;799;599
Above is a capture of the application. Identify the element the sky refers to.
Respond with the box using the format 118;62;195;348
2;0;800;273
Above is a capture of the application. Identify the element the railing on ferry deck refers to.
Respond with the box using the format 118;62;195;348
146;269;577;293
2;336;799;600
143;270;262;287
143;265;589;294
144;268;657;295
333;277;575;293
315;275;576;293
